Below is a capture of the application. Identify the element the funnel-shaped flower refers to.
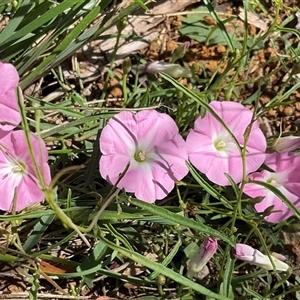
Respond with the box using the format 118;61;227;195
0;62;23;134
187;237;218;279
243;152;300;223
99;110;189;202
0;130;51;212
234;243;289;271
186;101;266;186
271;136;300;153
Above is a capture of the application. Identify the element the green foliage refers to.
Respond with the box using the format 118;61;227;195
1;0;300;299
179;6;242;49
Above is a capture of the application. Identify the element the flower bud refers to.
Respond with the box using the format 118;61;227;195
233;243;289;272
122;58;131;75
171;41;190;63
153;244;161;253
187;237;218;279
117;18;127;32
143;61;192;78
271;136;300;153
156;275;166;285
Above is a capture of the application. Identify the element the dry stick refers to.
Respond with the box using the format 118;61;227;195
39;269;69;296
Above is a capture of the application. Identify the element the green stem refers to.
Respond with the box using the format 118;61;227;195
123;73;128;105
101;19;125;100
157;284;165;296
44;189;91;247
80;188;120;233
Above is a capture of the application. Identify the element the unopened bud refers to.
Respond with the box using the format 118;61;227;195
153;244;161;253
12;1;19;9
117;18;127;32
233;243;289;271
156;275;166;285
171;41;190;63
262;205;275;217
143;61;191;78
187;237;218;279
122;58;131;75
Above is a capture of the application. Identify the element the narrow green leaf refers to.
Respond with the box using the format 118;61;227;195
101;233;232;300
0;1;82;49
0;253;17;262
188;162;233;209
220;257;235;298
23;214;55;253
0;0;14;5
134;0;149;11
20;3;99;87
47;262;154;286
0;207;152;222
77;242;108;288
202;0;235;52
39;114;112;139
16;2;82;74
148;238;182;280
0;0;32;44
32;232;76;258
130;198;234;245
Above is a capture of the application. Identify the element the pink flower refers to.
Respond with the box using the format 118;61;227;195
234;243;289;271
243;152;300;223
271;136;300;153
0;130;51;212
0;62;23;134
186;101;266;186
99;110;189;202
187;237;218;278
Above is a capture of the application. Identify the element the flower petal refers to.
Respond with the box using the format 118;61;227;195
14;175;46;211
0;62;23;131
271;136;300;153
99;110;188;202
7;130;51;185
135;110;180;150
99;154;132;184
100;112;138;156
187;101;266;185
244;152;300;222
118;162;157;202
0;167;22;211
234;243;289;271
0;130;51;212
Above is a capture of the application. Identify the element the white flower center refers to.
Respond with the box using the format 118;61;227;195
0;159;26;182
12;165;23;173
8;159;27;177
